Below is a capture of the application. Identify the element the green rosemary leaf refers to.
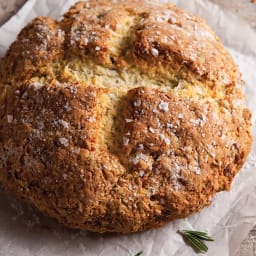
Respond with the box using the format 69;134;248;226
179;229;214;253
182;230;209;236
134;251;143;256
182;232;208;253
182;230;214;241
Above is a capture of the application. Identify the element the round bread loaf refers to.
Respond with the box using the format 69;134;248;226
0;0;252;233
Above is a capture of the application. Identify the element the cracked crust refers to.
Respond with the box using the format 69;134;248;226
0;0;252;233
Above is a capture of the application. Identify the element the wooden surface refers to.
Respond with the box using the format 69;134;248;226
0;0;255;255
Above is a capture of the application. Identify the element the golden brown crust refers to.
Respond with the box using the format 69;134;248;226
0;0;252;233
0;17;64;84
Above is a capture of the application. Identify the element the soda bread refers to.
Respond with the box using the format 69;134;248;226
0;0;252;233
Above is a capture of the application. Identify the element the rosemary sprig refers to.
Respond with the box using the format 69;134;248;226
178;229;214;253
134;251;143;256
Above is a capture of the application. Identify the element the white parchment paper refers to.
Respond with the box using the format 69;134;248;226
0;1;256;255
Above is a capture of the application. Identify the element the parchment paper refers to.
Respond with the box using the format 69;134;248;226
0;1;256;255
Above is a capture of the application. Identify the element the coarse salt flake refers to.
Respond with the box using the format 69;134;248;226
123;137;129;146
131;152;148;165
37;121;45;130
70;86;77;94
164;137;171;145
158;133;165;140
59;119;69;129
134;99;141;107
190;118;200;126
149;127;155;133
87;116;96;122
71;147;81;154
195;167;201;175
139;170;145;177
32;82;44;90
178;113;184;119
151;47;159;57
158;101;169;112
59;137;69;147
7;115;13;123
138;144;144;150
